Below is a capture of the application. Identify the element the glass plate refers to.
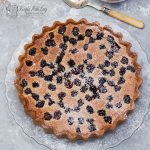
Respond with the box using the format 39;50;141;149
5;15;150;150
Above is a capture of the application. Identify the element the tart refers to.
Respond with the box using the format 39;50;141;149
15;18;142;140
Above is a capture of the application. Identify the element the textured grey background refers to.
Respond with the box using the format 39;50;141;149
0;0;150;150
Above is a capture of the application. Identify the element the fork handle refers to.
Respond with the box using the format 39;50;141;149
102;7;144;29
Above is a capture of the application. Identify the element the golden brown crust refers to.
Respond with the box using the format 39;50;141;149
14;18;142;141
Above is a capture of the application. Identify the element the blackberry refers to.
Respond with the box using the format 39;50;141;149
96;32;104;40
105;103;113;109
78;99;84;107
48;98;55;106
44;93;51;99
45;39;56;47
56;56;63;64
118;77;125;85
119;67;126;76
98;110;106;116
48;62;55;69
71;68;80;75
41;47;48;55
86;118;94;124
74;78;81;86
89;37;95;43
72;27;79;36
64;72;71;79
64;80;73;89
37;70;45;78
85;77;94;85
65;108;72;113
83;59;88;64
83;44;88;51
58;92;66;100
71;90;78;97
49;32;54;39
98;86;107;93
56;76;63;84
87;53;92;60
107;35;115;44
29;47;36;56
89;85;97;94
32;82;39;88
99;44;106;50
78;64;84;71
121;56;129;64
57;64;65;72
98;64;105;70
86;64;95;73
74;106;80;112
98;77;106;85
111;61;118;68
76;127;81;133
111;43;120;53
40;59;47;68
69;48;79;54
63;35;69;43
68;59;76;67
86;105;94;114
92;93;100;99
67;117;74;125
24;88;31;95
107;95;113;102
109;69;115;76
88;124;96;132
59;43;68;51
123;95;131;104
54;110;62;120
127;65;135;73
52;69;58;76
78;34;84;41
36;101;45;108
29;71;36;77
69;38;77;45
32;93;39;101
80;85;88;93
26;60;33;67
44;112;52;120
115;102;122;108
104;116;112;124
78;117;84;124
79;72;85;79
20;79;27;88
58;25;66;35
48;84;56;91
106;51;114;59
85;29;93;37
58;101;65;108
107;80;115;87
104;60;110;67
114;85;121;92
85;94;92;101
102;69;109;75
44;75;53;81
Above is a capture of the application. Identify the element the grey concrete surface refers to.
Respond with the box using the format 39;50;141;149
0;0;150;150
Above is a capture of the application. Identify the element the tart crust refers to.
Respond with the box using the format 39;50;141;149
15;18;142;140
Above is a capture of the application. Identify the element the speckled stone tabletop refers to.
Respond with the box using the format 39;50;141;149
0;0;150;150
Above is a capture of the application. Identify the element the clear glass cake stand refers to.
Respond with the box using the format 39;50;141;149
5;15;150;150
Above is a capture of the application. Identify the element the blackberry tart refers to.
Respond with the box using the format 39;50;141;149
15;19;142;140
